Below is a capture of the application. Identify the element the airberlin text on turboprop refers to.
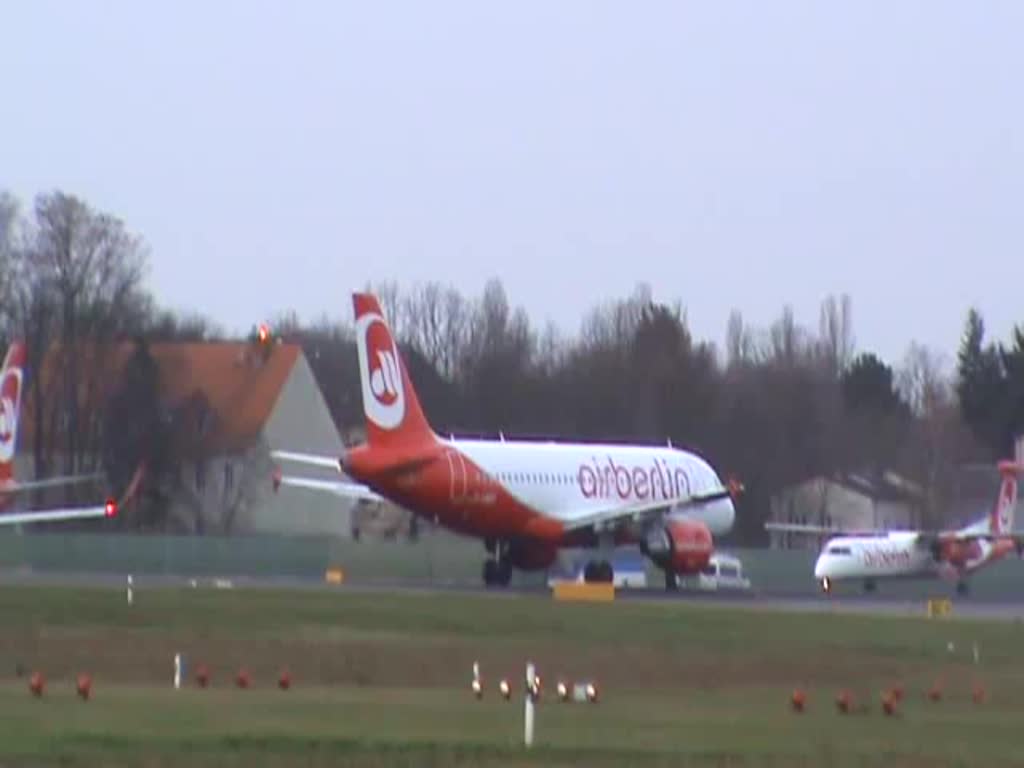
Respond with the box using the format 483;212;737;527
578;456;689;501
861;547;912;568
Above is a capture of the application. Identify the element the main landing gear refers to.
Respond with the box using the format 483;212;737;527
582;560;614;583
483;558;512;587
956;580;969;596
483;539;512;587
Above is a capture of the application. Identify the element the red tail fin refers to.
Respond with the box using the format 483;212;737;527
352;293;436;448
0;341;26;484
991;460;1022;535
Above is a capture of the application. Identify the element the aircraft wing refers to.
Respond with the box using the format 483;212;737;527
270;450;342;471
560;487;735;533
1;472;105;494
763;522;883;535
0;502;114;526
273;472;383;503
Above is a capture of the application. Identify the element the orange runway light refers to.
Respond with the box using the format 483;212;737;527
28;672;44;697
790;689;805;712
236;668;251;689
278;668;291;691
881;691;897;716
195;664;210;688
76;674;92;701
835;690;853;714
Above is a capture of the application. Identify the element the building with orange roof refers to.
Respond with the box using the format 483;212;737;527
16;337;357;538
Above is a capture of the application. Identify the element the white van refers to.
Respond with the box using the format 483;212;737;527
689;553;751;591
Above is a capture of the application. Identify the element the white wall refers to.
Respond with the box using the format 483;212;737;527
769;478;913;549
251;352;354;538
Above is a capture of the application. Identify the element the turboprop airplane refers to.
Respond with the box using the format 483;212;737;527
765;460;1024;596
0;340;119;525
271;293;741;588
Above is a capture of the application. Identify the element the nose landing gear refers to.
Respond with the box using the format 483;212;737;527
820;576;831;594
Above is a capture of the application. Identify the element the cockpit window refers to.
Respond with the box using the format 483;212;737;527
826;545;852;556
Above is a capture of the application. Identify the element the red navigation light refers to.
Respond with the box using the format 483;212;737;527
257;323;270;343
727;476;745;498
104;499;117;518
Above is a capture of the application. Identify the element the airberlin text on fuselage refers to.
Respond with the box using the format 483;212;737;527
578;455;689;501
862;546;912;568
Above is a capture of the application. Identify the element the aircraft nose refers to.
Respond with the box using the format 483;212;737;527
721;496;736;531
813;555;828;580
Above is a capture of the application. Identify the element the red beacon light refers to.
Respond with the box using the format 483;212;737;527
257;323;270;343
104;499;117;518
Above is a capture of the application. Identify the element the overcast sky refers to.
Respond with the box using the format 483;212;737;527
2;1;1021;368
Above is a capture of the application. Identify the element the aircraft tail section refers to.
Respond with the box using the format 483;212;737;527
0;341;26;484
352;293;436;449
990;460;1022;535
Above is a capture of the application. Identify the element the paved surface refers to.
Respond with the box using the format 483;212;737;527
3;568;1024;620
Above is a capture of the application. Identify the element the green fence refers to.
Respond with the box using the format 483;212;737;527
1;530;1022;599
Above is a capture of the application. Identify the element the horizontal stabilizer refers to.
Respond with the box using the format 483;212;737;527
0;472;105;495
0;503;113;526
274;473;382;503
270;450;343;472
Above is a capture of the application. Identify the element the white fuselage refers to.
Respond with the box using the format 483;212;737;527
813;531;999;583
444;437;736;535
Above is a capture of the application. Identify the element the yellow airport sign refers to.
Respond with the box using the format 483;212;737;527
552;581;615;602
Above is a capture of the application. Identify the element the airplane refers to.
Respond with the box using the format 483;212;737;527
764;460;1024;596
270;292;741;589
0;340;119;525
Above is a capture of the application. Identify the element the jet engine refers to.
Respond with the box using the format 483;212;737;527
932;538;981;568
640;518;714;575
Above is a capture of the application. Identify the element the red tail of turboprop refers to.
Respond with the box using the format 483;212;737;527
352;293;437;449
0;341;26;485
991;460;1022;535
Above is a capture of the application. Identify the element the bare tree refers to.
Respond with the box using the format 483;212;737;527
895;342;977;527
220;440;276;534
818;294;854;376
725;309;756;368
898;342;949;418
367;280;405;341
0;192;19;331
15;191;149;481
766;305;806;366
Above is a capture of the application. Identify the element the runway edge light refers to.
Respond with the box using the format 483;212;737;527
524;661;537;748
471;661;482;699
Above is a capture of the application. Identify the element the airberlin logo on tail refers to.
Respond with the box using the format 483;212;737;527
0;366;23;463
994;477;1017;534
356;311;406;430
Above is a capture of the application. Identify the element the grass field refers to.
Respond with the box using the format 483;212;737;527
0;584;1022;766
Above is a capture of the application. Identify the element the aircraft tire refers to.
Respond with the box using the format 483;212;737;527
583;560;614;583
483;559;499;587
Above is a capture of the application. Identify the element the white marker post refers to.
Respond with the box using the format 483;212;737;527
524;661;536;748
126;575;133;605
174;653;182;690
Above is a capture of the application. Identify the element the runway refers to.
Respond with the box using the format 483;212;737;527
3;567;1024;621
